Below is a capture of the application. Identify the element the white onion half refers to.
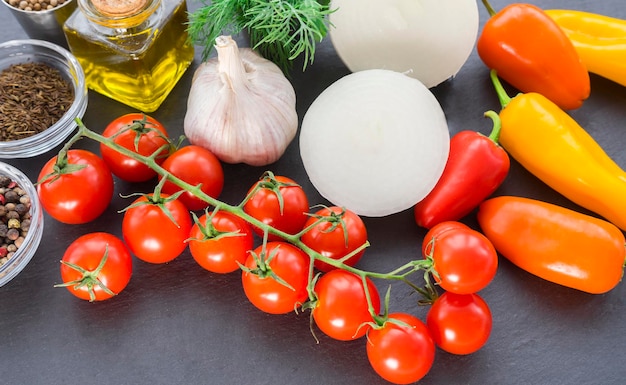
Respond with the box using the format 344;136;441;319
329;0;479;88
299;69;450;217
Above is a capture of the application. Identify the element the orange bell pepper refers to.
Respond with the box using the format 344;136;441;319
477;196;625;294
490;69;626;232
477;1;590;110
546;9;626;87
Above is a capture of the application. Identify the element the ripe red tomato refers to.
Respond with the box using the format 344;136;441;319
301;206;368;272
243;174;310;240
58;232;133;302
160;145;224;211
426;291;492;355
241;242;311;314
100;113;171;182
422;221;470;257
312;269;380;341
122;194;192;264
366;312;435;385
189;210;254;274
37;149;114;224
423;224;498;294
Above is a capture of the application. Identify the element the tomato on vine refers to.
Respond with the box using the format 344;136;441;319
56;232;133;302
243;172;310;240
301;206;368;272
312;269;380;341
160;145;224;211
426;291;492;355
241;242;311;314
122;193;192;264
188;210;254;274
37;149;114;224
100;113;172;183
366;312;436;385
423;221;498;294
421;221;470;256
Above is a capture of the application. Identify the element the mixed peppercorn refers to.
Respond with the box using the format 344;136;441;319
0;175;31;266
3;0;69;12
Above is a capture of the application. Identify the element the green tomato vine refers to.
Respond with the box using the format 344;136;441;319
66;118;439;328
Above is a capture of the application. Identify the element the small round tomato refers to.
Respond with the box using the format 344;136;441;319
312;269;380;341
423;225;498;294
366;312;436;385
426;291;492;355
122;194;192;264
37;149;114;224
243;173;309;241
160;145;224;211
422;221;470;257
189;211;254;274
58;232;133;302
301;206;368;272
241;242;310;314
100;113;171;182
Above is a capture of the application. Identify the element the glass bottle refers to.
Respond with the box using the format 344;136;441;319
63;0;194;112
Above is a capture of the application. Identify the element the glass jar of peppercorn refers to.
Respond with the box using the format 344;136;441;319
0;162;44;287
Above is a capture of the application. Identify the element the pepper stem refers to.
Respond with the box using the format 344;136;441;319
484;110;503;144
481;0;497;17
490;69;512;109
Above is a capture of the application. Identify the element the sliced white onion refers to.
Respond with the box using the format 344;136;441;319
329;0;479;88
299;69;450;217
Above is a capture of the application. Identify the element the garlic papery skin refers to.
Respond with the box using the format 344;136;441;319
184;35;298;166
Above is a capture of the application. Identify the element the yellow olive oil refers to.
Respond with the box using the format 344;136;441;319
63;0;194;112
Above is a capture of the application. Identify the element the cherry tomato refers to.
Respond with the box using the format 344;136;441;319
366;312;436;385
100;113;171;182
122;194;192;264
426;291;492;355
58;232;133;302
301;206;368;272
422;221;470;257
312;269;380;341
243;173;310;241
160;145;224;211
423;225;498;294
189;211;254;274
37;149;114;224
241;242;311;314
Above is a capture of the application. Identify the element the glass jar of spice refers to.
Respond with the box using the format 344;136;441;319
62;0;194;112
0;161;44;287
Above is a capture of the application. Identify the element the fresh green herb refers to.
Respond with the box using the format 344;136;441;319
187;0;334;73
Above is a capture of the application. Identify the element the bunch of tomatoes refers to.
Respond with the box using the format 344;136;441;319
36;114;499;385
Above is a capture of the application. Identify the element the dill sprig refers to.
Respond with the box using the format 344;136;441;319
187;0;334;73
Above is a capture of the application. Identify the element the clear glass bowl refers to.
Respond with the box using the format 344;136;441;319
0;162;44;287
0;39;88;158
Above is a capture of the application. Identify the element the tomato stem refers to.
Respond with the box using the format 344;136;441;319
54;246;116;302
72;118;444;310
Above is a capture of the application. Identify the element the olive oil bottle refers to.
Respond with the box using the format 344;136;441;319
63;0;194;112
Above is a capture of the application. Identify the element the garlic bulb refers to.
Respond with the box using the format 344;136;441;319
184;35;298;166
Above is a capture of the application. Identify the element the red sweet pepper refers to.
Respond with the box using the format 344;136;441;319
414;111;510;229
476;0;590;110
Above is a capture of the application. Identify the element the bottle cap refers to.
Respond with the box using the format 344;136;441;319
90;0;147;17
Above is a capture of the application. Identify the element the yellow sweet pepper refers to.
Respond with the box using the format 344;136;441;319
545;9;626;87
489;70;626;231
